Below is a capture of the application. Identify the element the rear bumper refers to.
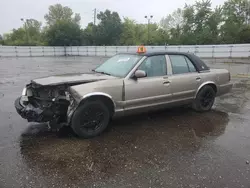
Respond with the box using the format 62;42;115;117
14;97;48;122
217;83;233;96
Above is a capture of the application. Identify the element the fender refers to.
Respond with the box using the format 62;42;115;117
67;92;116;124
195;81;217;98
81;92;116;108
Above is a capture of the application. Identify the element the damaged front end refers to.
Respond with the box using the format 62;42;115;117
14;83;71;125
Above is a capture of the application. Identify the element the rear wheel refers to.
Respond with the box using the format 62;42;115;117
71;100;110;138
192;85;216;112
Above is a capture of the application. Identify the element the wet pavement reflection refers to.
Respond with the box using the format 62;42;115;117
18;108;230;187
0;57;250;188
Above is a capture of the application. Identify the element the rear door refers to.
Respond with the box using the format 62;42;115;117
124;55;172;113
166;54;201;102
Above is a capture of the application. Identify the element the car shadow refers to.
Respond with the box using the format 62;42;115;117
19;107;229;186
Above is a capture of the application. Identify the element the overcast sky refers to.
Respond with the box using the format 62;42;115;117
0;0;226;35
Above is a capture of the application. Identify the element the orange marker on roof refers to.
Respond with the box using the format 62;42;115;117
137;45;146;54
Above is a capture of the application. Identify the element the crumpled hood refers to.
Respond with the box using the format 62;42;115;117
31;72;117;86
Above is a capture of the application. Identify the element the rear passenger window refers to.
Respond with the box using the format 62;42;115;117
185;57;197;72
169;55;196;74
169;55;189;74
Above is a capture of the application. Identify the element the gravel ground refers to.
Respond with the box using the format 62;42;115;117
0;57;250;188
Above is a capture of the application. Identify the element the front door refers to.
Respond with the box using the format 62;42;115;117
124;55;172;114
166;54;200;102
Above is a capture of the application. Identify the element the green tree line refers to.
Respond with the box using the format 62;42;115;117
1;0;250;46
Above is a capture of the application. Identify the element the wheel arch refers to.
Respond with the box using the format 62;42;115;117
79;92;116;117
195;81;217;98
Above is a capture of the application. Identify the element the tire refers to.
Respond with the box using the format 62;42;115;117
192;85;216;112
71;100;110;138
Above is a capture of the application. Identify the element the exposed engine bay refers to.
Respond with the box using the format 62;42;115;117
21;83;72;124
15;72;115;130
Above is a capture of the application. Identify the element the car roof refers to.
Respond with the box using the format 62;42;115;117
118;51;193;57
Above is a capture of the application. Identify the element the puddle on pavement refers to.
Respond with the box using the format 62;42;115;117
215;79;250;114
18;108;229;186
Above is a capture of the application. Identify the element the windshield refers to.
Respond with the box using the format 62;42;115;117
94;54;142;77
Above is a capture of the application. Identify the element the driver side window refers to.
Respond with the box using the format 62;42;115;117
137;55;167;77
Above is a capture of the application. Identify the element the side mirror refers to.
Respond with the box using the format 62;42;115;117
134;70;146;79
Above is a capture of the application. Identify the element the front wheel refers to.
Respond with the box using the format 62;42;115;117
71;100;110;138
192;85;216;112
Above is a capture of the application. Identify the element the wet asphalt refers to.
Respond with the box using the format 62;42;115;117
0;57;250;188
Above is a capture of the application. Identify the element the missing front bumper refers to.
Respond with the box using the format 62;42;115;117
14;97;53;122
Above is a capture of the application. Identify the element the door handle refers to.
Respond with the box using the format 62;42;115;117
196;77;201;81
163;80;171;85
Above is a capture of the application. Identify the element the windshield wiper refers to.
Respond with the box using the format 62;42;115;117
92;69;111;76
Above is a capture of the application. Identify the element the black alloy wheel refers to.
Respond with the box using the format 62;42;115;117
193;85;216;112
71;100;110;138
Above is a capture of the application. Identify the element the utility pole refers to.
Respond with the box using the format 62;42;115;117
93;8;97;25
21;18;30;45
93;8;97;46
248;1;250;24
145;15;153;45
